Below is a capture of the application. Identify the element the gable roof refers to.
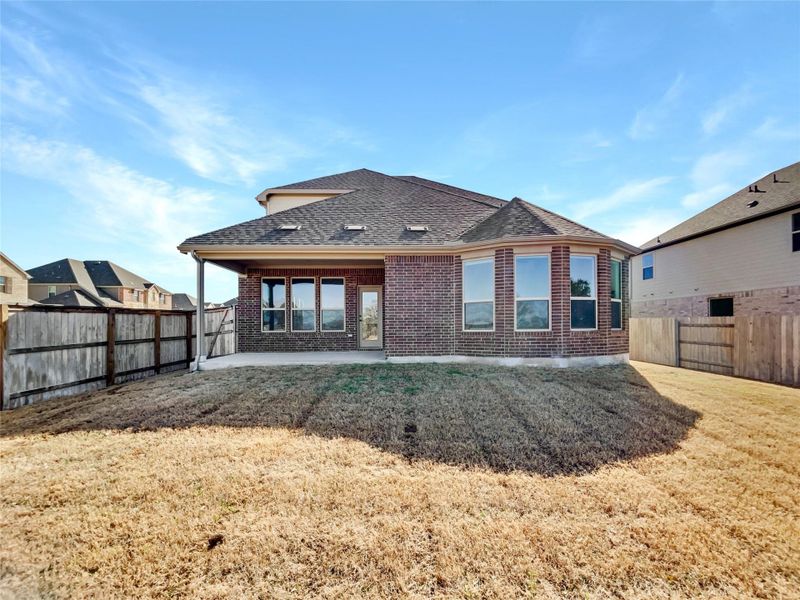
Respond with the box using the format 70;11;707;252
643;161;800;250
171;293;197;311
0;253;31;279
182;169;628;251
28;259;103;298
39;289;105;307
84;260;153;289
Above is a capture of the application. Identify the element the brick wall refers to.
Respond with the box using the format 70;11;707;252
238;267;384;352
632;285;800;318
384;255;454;356
385;246;629;358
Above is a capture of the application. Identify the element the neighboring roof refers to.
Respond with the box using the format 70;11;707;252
0;252;31;279
182;169;623;251
643;161;800;250
223;297;238;307
27;259;102;298
84;260;154;289
39;289;103;307
171;293;197;311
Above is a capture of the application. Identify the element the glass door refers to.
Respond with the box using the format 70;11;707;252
358;286;382;349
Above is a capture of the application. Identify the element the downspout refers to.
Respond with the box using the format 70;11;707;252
190;251;205;371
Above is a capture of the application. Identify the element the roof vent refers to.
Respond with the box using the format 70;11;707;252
277;224;301;231
746;199;759;208
405;225;430;232
774;173;789;184
343;224;366;231
748;185;765;193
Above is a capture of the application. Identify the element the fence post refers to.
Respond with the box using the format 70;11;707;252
185;312;193;370
106;308;116;386
674;319;681;367
154;311;161;374
0;304;8;410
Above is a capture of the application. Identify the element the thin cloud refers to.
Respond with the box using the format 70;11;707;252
608;210;683;247
572;176;674;220
681;150;748;208
628;73;686;140
701;86;753;136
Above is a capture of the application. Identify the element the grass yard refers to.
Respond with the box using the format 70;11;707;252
1;361;798;599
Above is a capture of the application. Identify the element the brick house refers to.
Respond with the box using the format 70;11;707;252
179;169;638;363
632;161;799;318
27;259;174;309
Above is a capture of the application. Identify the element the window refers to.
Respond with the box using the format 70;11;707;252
321;278;345;331
132;290;142;302
0;276;7;294
570;255;597;330
48;285;57;298
642;253;654;280
159;293;166;304
610;259;622;330
463;258;494;330
514;255;550;330
709;297;734;317
793;212;800;252
261;278;286;331
291;278;316;331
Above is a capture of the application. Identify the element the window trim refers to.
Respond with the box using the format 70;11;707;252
513;253;551;332
462;257;495;332
260;276;287;333
642;253;654;280
610;258;623;331
320;276;346;332
792;212;800;252
290;276;317;333
47;285;57;298
0;275;7;294
570;253;598;331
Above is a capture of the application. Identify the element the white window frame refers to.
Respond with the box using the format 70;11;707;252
642;253;654;280
47;285;57;298
514;253;551;332
320;277;346;332
570;254;598;331
462;257;495;332
0;276;7;294
610;258;622;331
291;277;317;333
261;277;287;333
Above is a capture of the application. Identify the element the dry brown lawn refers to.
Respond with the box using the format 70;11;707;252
1;361;798;599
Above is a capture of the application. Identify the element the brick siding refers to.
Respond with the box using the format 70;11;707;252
237;249;630;357
238;267;384;352
632;285;800;318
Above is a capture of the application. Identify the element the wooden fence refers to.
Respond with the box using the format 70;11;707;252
630;316;800;387
0;304;236;410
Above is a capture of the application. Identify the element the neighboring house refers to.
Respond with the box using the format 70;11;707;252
179;169;638;362
170;293;224;311
28;259;173;309
0;253;32;305
632;161;800;318
223;297;238;307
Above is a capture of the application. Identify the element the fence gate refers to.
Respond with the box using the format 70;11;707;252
677;317;734;376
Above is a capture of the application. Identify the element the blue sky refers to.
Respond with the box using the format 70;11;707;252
2;2;798;302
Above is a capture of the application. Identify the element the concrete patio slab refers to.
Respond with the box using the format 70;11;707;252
200;351;386;370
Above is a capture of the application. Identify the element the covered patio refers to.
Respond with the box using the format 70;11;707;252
199;350;386;370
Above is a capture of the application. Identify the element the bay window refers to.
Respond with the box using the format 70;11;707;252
291;278;316;331
261;278;286;331
610;259;622;330
321;277;345;331
514;254;550;330
570;255;597;330
463;258;494;330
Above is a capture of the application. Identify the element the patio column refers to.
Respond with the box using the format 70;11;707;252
194;253;205;370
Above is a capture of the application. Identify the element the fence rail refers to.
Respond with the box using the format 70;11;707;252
630;316;799;387
0;304;236;410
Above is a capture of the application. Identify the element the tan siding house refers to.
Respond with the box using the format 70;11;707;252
632;162;800;317
0;253;32;305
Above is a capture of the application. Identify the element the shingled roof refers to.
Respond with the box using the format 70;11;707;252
182;169;618;249
643;160;800;250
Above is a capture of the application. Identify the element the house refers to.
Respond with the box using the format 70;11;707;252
632;161;800;318
171;293;226;311
179;169;638;363
0;253;32;305
28;259;173;309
